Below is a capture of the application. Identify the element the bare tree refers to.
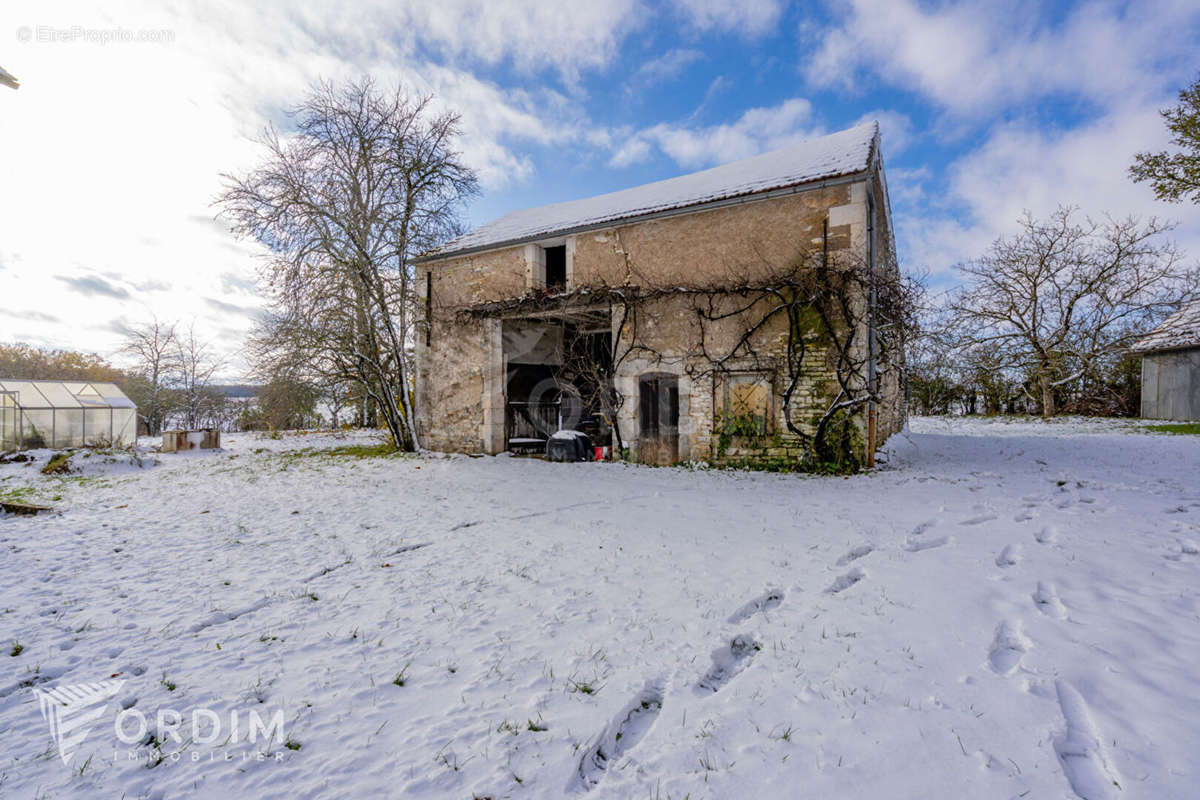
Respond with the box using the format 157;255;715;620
948;207;1194;418
120;318;178;435
217;77;478;451
321;378;353;428
175;324;224;430
906;327;965;416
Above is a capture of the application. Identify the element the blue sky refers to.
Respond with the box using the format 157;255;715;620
1;0;1198;376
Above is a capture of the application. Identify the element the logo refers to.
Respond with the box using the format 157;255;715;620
33;679;125;765
31;679;288;770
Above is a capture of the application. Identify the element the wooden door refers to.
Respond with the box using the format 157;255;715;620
637;374;679;465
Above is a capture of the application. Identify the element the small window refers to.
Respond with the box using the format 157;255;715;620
717;372;772;436
544;245;566;289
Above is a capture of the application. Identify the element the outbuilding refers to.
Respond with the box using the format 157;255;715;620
1134;299;1200;421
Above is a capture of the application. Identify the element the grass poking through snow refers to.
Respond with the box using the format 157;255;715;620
1147;422;1200;435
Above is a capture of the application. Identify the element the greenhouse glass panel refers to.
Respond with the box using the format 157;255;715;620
34;381;82;408
84;407;111;445
0;379;138;450
93;383;136;408
113;408;137;443
4;381;48;408
1;392;16;450
21;408;53;448
55;409;84;448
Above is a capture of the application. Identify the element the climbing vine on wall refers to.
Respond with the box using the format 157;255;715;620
456;249;918;472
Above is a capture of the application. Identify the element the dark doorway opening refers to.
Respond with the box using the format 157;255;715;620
638;373;679;465
544;245;566;289
502;310;613;454
505;363;559;449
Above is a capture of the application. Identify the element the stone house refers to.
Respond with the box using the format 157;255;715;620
413;122;905;466
1134;298;1200;421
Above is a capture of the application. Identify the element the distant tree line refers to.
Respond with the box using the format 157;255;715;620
0;344;126;385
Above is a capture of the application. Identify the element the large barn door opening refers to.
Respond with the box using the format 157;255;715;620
638;373;679;465
501;312;614;454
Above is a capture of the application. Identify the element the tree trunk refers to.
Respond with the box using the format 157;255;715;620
1039;372;1055;419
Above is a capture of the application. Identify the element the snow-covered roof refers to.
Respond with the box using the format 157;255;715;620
424;122;880;261
1133;299;1200;354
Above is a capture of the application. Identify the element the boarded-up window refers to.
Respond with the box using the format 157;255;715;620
717;372;772;436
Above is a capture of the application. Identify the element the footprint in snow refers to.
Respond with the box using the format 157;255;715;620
903;535;950;553
576;685;664;791
836;544;874;566
1053;680;1122;800
727;588;785;624
696;635;761;694
987;620;1031;675
995;543;1022;567
1033;581;1068;619
1035;525;1059;545
1163;540;1199;561
827;567;866;594
911;520;937;536
960;514;998;526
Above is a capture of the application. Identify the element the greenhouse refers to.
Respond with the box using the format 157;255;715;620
0;379;137;450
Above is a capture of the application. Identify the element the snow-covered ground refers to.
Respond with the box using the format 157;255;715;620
1;418;1198;799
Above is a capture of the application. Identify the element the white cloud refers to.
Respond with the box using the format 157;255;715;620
414;65;577;189
806;0;1200;115
391;0;644;80
670;0;786;37
901;100;1200;282
632;48;704;86
609;137;655;169
852;109;915;156
610;98;820;168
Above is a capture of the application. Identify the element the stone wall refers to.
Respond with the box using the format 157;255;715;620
415;314;492;453
422;184;856;309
